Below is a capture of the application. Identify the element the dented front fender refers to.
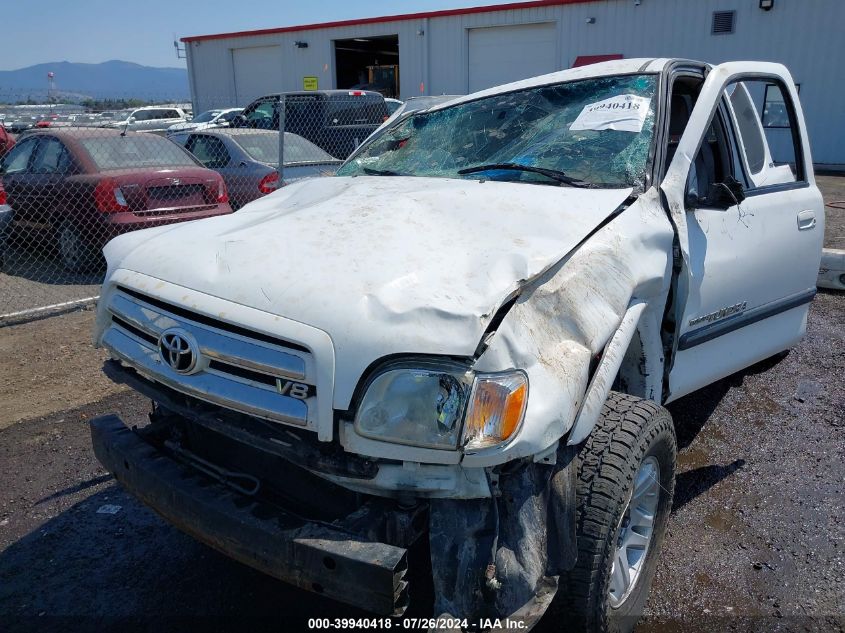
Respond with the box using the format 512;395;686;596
464;189;674;468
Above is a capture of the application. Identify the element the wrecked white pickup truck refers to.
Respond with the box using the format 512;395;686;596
91;59;824;632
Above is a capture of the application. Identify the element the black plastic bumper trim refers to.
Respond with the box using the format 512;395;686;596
90;414;409;616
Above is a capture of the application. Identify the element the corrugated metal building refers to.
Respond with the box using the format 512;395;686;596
181;0;845;166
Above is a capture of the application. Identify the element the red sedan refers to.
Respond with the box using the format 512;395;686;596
0;128;231;270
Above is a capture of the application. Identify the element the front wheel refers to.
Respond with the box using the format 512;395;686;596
556;392;677;633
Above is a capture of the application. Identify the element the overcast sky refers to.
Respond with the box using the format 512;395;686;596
2;0;536;70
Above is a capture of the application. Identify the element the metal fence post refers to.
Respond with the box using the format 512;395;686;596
277;95;285;184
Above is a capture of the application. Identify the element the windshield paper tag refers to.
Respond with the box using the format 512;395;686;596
570;94;651;132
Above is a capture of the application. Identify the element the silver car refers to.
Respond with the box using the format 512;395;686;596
170;128;341;210
167;108;243;133
101;106;189;133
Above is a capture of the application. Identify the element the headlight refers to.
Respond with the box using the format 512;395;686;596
354;364;528;451
355;366;472;449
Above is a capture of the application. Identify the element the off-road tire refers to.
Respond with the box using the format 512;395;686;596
555;392;676;633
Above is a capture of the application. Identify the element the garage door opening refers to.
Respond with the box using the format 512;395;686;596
334;35;399;98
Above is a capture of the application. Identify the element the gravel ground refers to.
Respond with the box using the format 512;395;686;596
0;292;842;632
0;307;127;430
639;289;844;633
0;246;102;317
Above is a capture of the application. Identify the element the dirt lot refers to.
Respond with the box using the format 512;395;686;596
0;307;127;430
0;292;842;632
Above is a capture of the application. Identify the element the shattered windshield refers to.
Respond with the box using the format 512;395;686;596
337;74;657;189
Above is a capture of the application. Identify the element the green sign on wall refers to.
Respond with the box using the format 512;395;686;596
303;76;318;91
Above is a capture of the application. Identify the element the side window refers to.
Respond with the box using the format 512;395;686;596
165;110;180;119
131;110;149;121
186;135;230;169
246;101;275;125
727;79;803;187
203;137;230;168
687;106;737;204
0;138;38;174
32;138;70;174
762;84;790;128
662;76;705;178
729;84;766;175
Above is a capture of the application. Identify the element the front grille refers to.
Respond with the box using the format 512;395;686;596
118;286;310;352
102;287;316;429
112;315;156;345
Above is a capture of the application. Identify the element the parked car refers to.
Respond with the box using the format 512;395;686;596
167;108;243;133
169;128;340;210
97;110;132;122
232;90;388;159
6;120;33;134
90;59;823;631
384;98;403;116
35;116;73;129
99;106;190;133
0;128;232;271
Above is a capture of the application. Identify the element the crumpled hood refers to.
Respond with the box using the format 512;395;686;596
106;176;631;401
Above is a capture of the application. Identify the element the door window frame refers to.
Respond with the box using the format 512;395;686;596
725;76;808;196
0;136;40;175
185;134;231;169
31;137;72;174
682;99;743;207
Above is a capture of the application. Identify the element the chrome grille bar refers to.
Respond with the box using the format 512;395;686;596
108;292;306;381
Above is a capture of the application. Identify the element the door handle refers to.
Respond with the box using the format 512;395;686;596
797;210;816;231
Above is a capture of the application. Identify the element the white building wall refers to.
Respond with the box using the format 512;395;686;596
184;0;845;164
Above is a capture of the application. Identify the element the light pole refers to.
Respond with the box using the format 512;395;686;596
47;71;55;113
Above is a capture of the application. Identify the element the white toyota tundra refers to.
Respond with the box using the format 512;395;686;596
90;59;824;632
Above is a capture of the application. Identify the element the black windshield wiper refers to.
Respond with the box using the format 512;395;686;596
457;163;592;188
363;167;406;176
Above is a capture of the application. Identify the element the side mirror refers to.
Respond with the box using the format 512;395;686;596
127;117;136;124
685;191;700;210
705;176;746;210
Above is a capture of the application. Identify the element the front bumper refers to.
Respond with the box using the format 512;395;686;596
90;414;412;616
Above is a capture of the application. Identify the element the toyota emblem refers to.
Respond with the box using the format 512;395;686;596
158;328;199;374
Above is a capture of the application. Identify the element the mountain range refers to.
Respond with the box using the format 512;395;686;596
0;60;189;103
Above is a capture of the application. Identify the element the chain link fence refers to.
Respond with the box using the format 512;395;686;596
0;90;390;322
